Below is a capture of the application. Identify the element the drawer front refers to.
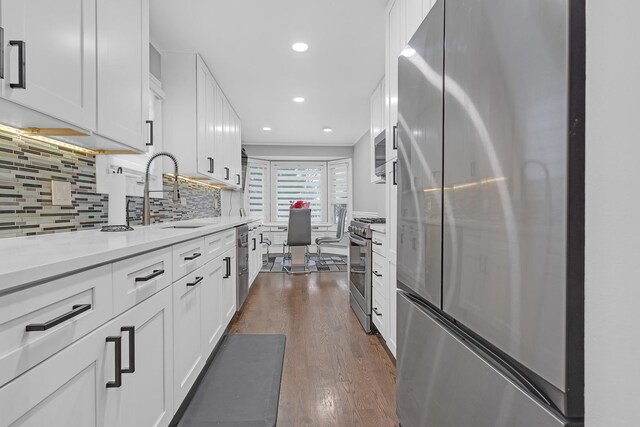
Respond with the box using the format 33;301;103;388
220;228;237;254
0;265;113;388
204;231;226;262
113;247;173;315
173;237;206;281
372;288;387;336
372;252;386;294
372;232;387;256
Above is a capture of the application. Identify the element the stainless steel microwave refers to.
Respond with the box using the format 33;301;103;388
374;131;386;178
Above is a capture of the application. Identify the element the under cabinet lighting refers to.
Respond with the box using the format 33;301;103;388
0;124;96;154
292;42;309;52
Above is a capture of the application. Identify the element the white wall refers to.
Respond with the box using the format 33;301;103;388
585;1;640;425
220;189;244;217
351;131;385;215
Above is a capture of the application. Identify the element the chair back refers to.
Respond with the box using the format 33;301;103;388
287;208;312;246
335;206;347;239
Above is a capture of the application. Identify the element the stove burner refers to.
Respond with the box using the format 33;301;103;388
353;217;386;224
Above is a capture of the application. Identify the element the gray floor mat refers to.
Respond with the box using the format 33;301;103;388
178;334;286;427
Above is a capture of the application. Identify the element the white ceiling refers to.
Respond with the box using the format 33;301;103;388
150;0;386;146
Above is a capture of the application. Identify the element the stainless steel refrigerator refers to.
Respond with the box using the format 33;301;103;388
395;0;585;425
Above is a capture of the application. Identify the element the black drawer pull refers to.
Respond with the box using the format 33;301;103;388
121;326;135;374
372;241;383;246
392;124;398;150
393;160;397;186
223;257;231;278
224;167;230;180
146;120;154;146
0;27;4;79
106;336;122;388
373;307;383;317
9;40;26;89
184;252;202;261
252;238;256;251
187;276;203;287
260;233;264;243
135;269;164;282
208;157;214;174
26;304;92;331
236;174;240;185
373;271;382;277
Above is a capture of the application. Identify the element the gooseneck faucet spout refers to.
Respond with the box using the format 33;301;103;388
143;152;180;225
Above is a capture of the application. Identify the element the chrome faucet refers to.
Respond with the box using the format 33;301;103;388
143;152;180;225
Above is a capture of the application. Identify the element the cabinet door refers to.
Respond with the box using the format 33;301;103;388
196;57;210;177
103;286;174;427
222;252;237;326
405;0;423;42
387;260;397;358
222;99;231;182
172;270;205;408
386;0;404;163
213;83;225;182
201;257;224;356
0;0;96;130
96;0;149;151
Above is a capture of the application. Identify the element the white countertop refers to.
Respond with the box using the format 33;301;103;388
0;216;261;293
371;224;387;233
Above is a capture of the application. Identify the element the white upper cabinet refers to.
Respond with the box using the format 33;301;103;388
163;52;241;188
370;78;385;183
0;0;97;131
405;0;423;43
96;0;149;151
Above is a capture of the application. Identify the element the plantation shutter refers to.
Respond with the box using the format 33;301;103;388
328;159;352;222
245;160;269;218
272;162;326;222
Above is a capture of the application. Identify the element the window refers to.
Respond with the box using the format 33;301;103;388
328;159;352;222
271;162;327;222
244;160;269;218
245;158;352;223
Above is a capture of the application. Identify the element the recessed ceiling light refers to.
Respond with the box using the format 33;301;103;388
262;127;272;131
401;47;416;57
292;42;309;52
293;97;305;103
323;127;332;133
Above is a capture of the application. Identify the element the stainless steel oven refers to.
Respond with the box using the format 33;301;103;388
348;232;372;332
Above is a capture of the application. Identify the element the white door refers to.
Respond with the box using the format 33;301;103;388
103;286;174;427
201;257;224;356
172;271;205;408
96;0;149;151
0;0;96;130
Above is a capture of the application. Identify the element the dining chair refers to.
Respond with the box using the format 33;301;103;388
316;206;347;263
282;208;312;273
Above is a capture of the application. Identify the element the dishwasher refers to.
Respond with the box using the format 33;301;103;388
236;224;250;311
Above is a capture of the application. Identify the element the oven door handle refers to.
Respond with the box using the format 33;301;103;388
349;234;368;246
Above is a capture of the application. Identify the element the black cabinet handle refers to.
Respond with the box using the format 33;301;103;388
373;307;383;317
373;271;382;277
372;240;383;246
236;174;240;185
252;238;256;251
393;160;397;186
25;304;91;331
207;157;214;174
393;124;398;150
9;40;26;89
106;336;122;388
224;167;230;180
120;326;135;374
223;257;231;278
135;269;164;282
0;27;4;79
187;276;203;287
184;252;202;261
146;120;154;146
260;233;263;243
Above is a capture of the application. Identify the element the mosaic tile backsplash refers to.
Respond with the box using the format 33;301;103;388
0;129;221;238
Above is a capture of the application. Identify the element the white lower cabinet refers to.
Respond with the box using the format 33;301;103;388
0;285;173;427
201;256;225;359
222;250;237;325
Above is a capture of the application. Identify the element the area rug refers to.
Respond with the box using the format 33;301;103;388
261;254;347;273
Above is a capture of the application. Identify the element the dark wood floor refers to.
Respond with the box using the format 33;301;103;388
229;272;399;427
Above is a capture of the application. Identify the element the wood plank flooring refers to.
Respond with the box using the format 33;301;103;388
229;272;399;427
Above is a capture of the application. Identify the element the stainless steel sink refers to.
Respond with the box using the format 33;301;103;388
161;224;207;229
